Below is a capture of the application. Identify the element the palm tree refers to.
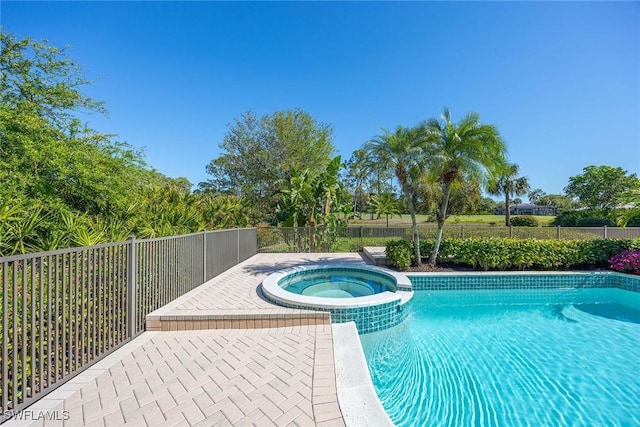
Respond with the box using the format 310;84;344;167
422;108;507;265
369;193;403;227
487;163;530;226
527;188;546;205
365;126;425;265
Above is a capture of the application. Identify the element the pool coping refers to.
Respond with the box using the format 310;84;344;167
332;322;394;427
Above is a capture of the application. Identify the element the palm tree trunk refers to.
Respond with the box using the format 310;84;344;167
505;193;511;226
429;182;453;265
407;200;421;266
401;185;421;266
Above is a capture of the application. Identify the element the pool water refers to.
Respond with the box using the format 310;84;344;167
279;270;392;298
360;288;640;426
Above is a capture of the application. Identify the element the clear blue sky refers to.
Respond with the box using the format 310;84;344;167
3;1;639;198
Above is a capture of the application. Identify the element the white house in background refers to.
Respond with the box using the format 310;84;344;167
494;203;557;216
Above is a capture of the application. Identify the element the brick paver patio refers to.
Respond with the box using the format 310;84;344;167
11;254;368;426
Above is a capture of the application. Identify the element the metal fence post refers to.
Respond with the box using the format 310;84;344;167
460;225;465;239
237;228;240;263
604;226;608;239
127;235;137;338
557;225;561;240
202;230;207;283
509;225;513;238
360;226;364;248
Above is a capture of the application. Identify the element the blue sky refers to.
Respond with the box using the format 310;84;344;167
3;1;639;198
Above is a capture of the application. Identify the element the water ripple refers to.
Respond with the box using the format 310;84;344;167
359;289;640;427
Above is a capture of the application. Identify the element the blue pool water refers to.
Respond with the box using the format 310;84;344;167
360;288;640;426
279;268;392;298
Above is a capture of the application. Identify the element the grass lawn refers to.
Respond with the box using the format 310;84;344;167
350;214;556;226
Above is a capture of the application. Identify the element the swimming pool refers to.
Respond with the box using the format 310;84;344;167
360;285;640;426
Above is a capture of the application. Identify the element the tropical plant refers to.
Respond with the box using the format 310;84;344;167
487;163;530;226
277;156;352;250
421;108;507;265
369;193;403;227
365;127;426;265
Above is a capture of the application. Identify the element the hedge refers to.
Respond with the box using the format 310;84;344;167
385;238;640;271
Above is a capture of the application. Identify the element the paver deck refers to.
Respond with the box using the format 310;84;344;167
12;253;372;427
146;253;368;331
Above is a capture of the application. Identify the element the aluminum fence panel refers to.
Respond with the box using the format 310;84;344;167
205;230;239;281
239;229;258;263
135;234;204;333
0;242;129;417
0;229;258;421
604;227;640;239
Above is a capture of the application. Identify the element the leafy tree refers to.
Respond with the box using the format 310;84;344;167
200;109;335;220
487;163;530;226
0;32;258;255
447;179;483;215
0;32;150;217
413;178;482;216
476;197;498;214
365;127;425;265
369;193;403;227
617;187;640;227
537;194;575;212
564;165;640;212
421;108;507;265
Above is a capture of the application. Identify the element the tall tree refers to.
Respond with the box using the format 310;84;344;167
344;149;371;215
365;126;425;265
200;109;335;221
564;165;639;213
487;163;531;226
344;148;395;215
422;108;507;265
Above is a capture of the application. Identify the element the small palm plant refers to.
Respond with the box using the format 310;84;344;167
369;193;403;227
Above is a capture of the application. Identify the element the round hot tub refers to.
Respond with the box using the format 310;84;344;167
261;264;413;333
279;267;395;298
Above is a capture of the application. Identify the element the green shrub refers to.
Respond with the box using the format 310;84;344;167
510;216;539;227
553;209;615;227
386;240;412;269
575;217;615;227
402;237;640;271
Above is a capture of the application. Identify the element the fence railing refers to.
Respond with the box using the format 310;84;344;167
0;228;257;419
257;226;640;253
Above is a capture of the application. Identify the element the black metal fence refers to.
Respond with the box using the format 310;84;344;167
0;228;257;418
257;226;640;253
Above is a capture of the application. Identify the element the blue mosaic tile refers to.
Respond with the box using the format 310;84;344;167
265;271;640;335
